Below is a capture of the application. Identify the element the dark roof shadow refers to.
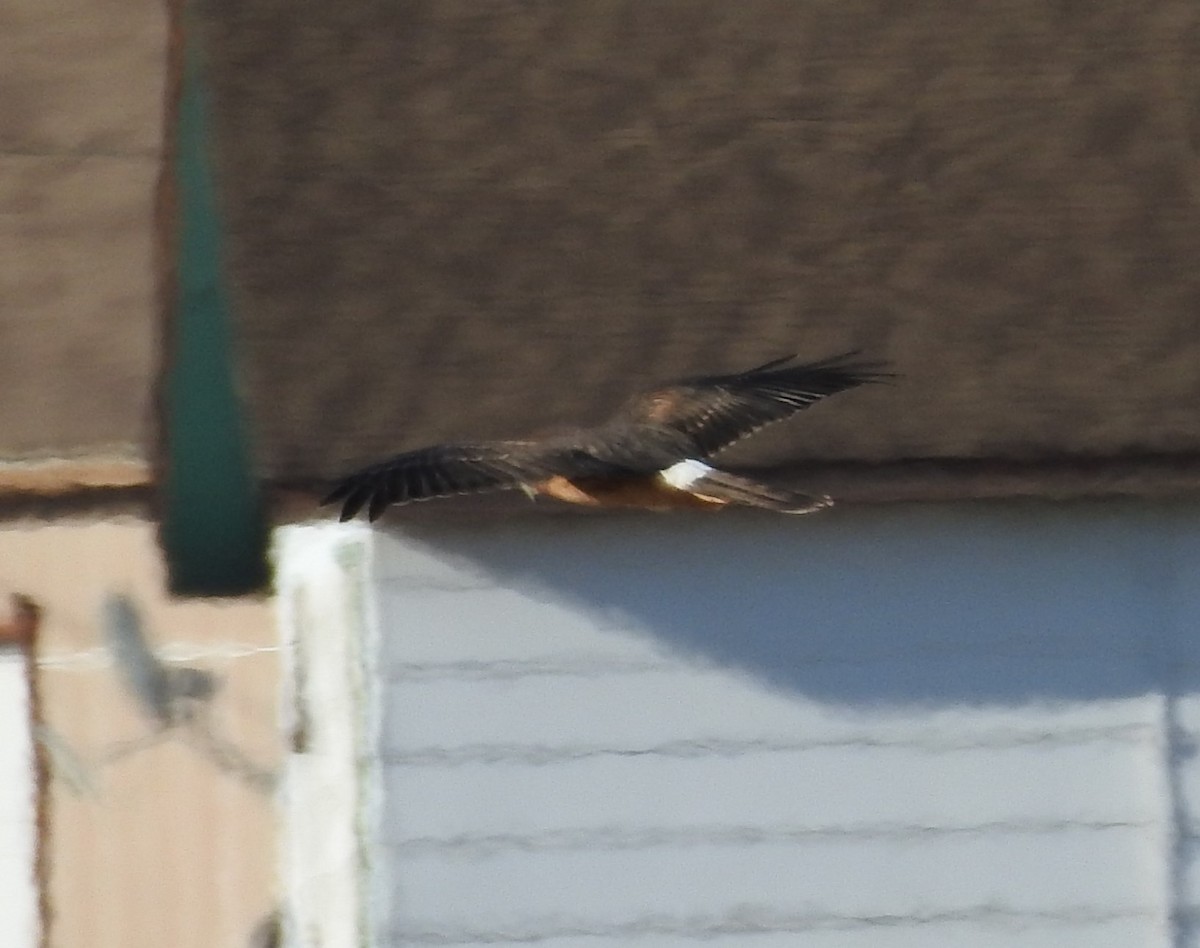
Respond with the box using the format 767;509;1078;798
389;501;1199;708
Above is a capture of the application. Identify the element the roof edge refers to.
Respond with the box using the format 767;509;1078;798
759;453;1200;505
0;456;151;495
266;451;1200;525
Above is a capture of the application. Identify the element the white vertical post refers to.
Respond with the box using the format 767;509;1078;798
0;644;38;947
275;524;380;948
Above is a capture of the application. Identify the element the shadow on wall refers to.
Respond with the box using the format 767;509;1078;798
392;501;1200;708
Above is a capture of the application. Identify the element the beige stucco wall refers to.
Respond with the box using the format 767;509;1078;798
0;520;280;948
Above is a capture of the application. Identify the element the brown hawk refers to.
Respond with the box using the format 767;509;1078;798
324;351;888;521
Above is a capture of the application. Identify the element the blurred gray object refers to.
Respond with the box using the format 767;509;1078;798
102;593;219;727
99;593;274;791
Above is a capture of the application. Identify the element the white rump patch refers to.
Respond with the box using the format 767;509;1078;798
659;459;714;489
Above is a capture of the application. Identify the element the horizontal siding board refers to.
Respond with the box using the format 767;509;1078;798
380;670;1160;754
378;588;1157;672
382;741;1155;839
390;828;1155;922
377;585;669;665
382;920;1160;948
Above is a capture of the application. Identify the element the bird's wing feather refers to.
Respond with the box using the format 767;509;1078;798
322;441;563;521
616;351;891;457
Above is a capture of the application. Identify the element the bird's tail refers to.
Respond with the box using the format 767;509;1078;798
689;469;832;514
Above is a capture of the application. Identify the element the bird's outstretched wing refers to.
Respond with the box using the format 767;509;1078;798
324;352;890;520
616;351;891;457
322;441;562;521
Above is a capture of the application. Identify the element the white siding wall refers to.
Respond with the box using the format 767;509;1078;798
0;645;38;947
283;503;1200;948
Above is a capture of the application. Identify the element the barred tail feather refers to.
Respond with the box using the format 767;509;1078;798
688;469;832;514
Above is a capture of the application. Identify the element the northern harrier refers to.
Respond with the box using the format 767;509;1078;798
324;351;888;521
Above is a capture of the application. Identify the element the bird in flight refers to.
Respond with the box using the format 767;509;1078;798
324;351;889;521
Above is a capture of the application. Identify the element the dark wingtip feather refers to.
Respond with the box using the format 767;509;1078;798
736;350;894;386
322;445;529;520
799;349;896;383
320;477;371;521
367;486;391;522
341;490;371;522
741;353;799;374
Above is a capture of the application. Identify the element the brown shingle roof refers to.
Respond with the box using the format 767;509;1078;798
197;0;1200;504
0;0;163;480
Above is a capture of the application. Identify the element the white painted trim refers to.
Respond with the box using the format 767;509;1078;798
0;646;38;947
274;523;380;948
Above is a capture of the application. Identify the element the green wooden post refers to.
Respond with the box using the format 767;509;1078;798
161;42;269;595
